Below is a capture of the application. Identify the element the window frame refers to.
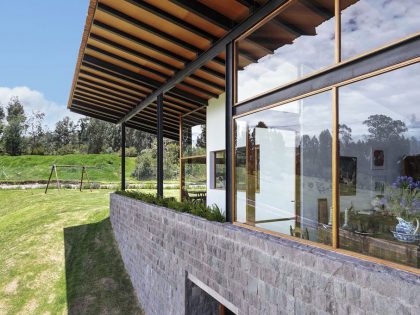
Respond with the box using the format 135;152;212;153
212;150;226;190
233;0;420;106
232;57;420;274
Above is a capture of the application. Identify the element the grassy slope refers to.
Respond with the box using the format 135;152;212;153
0;154;137;183
0;189;144;315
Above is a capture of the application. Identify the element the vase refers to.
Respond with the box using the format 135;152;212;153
392;217;420;243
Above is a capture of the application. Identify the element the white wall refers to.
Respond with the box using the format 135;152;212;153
236;126;296;235
206;93;226;212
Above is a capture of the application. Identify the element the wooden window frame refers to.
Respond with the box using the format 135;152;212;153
230;0;420;274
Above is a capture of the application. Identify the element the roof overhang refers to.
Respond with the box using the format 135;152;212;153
68;0;344;139
68;0;290;139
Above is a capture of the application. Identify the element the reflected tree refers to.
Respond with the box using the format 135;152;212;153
363;114;407;142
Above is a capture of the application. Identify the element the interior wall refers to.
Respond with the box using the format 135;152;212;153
206;93;226;212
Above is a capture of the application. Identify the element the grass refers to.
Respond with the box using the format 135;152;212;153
0;189;144;315
0;154;138;183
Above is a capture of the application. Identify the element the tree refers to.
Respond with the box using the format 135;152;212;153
3;97;27;155
84;118;108;153
363;114;407;142
339;124;352;146
54;116;77;153
0;104;4;137
27;111;45;154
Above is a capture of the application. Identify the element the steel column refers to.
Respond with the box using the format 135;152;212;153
157;93;164;197
121;122;126;191
225;42;234;223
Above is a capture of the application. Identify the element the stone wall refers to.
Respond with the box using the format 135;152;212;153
110;194;420;315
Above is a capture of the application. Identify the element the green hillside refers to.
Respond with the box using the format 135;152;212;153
0;154;137;183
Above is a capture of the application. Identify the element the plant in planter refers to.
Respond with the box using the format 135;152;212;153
115;190;226;223
383;176;420;243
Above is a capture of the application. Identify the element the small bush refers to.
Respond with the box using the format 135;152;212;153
115;190;225;223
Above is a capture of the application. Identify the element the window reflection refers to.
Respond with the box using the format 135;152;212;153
212;151;226;189
235;91;333;245
236;0;335;103
339;63;420;268
182;122;206;157
341;0;420;60
180;115;207;203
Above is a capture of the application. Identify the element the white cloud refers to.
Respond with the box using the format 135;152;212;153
237;0;420;103
0;86;81;130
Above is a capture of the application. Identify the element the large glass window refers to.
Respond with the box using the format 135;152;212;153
180;114;207;203
235;0;335;103
182;122;206;157
341;0;420;60
338;63;420;268
235;91;333;245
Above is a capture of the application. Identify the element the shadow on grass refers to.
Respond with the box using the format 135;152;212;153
64;218;143;315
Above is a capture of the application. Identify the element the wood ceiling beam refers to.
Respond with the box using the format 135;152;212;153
93;20;225;80
73;92;132;110
76;80;137;104
119;0;288;123
74;86;135;108
83;54;208;106
82;61;208;111
90;33;225;91
298;0;334;19
78;75;142;99
72;102;122;119
71;106;119;123
170;0;271;56
235;0;312;37
123;0;218;42
97;3;226;67
73;98;126;115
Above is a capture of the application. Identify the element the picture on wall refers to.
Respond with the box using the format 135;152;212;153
372;148;385;170
403;155;420;180
371;175;387;195
340;156;357;196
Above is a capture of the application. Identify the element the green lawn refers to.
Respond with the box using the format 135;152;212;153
0;189;148;315
0;154;137;183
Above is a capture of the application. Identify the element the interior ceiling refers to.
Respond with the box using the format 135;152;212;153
68;0;348;140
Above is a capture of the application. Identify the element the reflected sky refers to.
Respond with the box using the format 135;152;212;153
237;0;420;103
237;7;335;102
340;63;420;140
342;0;420;59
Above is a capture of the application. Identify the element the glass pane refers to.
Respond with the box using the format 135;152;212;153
341;0;420;60
181;157;207;203
338;63;420;268
235;91;333;245
214;151;226;189
182;116;206;157
236;0;335;103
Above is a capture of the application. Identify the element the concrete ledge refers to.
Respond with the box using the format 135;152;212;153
110;193;420;315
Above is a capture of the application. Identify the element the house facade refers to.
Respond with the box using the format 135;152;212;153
69;0;420;314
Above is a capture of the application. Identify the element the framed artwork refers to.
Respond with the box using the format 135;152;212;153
403;155;420;180
340;156;357;196
371;148;385;170
371;175;387;196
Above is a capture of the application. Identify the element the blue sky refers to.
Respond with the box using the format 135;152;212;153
0;0;88;127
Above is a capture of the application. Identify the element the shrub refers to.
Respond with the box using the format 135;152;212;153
115;190;225;223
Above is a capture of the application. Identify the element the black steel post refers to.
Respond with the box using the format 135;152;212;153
225;42;234;223
157;93;164;197
121;122;126;191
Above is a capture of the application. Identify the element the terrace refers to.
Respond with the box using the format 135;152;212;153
68;0;420;314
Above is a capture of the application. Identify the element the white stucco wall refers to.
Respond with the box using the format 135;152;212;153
206;93;226;212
